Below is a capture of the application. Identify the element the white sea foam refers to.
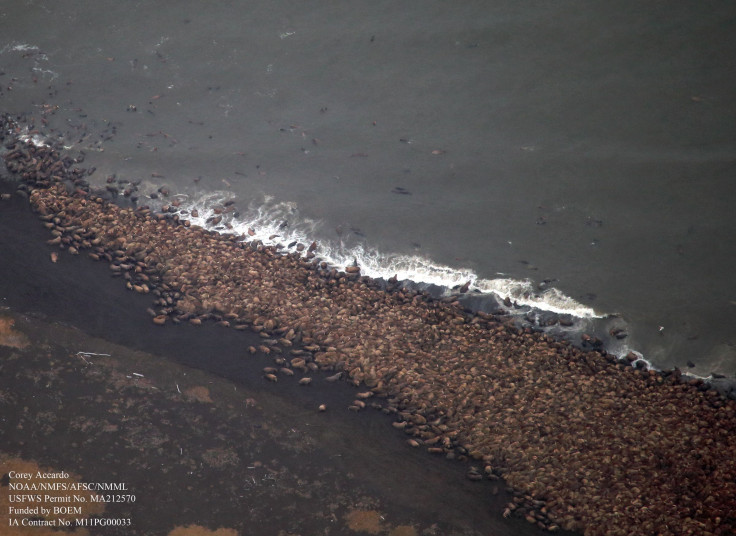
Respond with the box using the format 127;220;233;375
1;43;39;54
474;279;601;317
15;126;50;147
614;347;656;371
32;66;58;80
1;42;57;79
12;44;39;52
169;191;603;320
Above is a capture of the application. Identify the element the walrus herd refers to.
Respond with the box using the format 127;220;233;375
3;120;736;536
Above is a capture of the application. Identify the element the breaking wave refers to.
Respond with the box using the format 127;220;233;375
169;191;603;320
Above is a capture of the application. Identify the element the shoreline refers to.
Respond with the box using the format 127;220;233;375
2;122;736;535
0;174;539;535
0;138;552;534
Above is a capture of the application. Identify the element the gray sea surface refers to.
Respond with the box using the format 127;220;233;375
2;0;736;376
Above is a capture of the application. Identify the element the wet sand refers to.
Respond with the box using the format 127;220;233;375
2;123;736;536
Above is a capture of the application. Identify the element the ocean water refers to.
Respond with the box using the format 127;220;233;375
2;0;736;376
